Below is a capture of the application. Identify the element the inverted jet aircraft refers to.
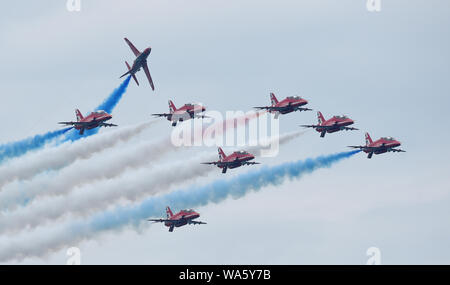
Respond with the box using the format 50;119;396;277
148;206;206;232
120;37;155;90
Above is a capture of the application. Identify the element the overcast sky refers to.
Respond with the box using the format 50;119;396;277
0;0;449;264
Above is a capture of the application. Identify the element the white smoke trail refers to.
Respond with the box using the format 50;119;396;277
0;120;158;190
0;131;304;235
0;135;174;211
0;148;358;262
0;112;268;210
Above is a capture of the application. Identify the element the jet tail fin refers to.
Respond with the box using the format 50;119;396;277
270;92;279;106
131;74;139;86
168;100;177;113
75;109;83;121
166;206;173;218
317;111;325;125
218;147;226;161
365;132;373;145
124;61;139;86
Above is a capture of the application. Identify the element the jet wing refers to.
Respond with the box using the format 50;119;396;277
300;124;357;130
255;106;312;112
389;148;406;153
194;114;209;119
303;121;353;129
148;218;173;223
254;106;279;111
152;113;171;118
201;161;220;165
347;145;366;150
300;124;323;129
100;122;118;127
348;146;405;153
348;146;382;153
348;145;381;151
201;161;232;169
58;121;92;127
202;161;258;167
124;38;141;57
341;126;359;131
188;220;207;225
295;107;313;112
143;63;155;91
242;161;260;165
58;121;78;126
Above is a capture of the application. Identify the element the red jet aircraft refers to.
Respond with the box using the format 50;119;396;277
254;93;312;118
148;206;206;232
58;109;117;135
348;132;405;159
202;147;259;173
301;111;358;137
120;38;155;90
152;100;207;126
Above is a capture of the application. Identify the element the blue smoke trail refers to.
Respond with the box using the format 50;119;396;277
0;150;360;262
95;76;132;114
63;76;131;142
0;127;72;164
73;150;360;234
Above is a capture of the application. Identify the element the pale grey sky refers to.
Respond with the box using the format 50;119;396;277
0;0;449;264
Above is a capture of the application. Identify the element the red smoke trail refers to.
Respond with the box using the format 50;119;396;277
200;110;267;143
